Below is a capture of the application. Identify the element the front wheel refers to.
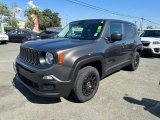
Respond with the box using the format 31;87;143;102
71;66;100;103
126;52;140;71
22;38;28;43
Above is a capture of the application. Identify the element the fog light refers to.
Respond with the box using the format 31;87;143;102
43;76;53;80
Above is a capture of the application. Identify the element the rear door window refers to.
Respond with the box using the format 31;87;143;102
109;23;123;35
125;24;136;39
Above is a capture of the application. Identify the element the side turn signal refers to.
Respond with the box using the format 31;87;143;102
58;53;64;64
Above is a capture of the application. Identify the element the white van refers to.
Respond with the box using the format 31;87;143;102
140;29;160;56
0;23;9;44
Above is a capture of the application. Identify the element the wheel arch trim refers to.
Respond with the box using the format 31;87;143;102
69;55;105;84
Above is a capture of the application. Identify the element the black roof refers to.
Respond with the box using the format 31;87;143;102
72;19;135;25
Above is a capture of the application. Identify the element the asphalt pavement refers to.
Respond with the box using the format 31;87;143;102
0;43;160;120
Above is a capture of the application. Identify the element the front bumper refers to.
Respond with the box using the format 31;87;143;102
142;47;160;55
13;60;73;97
0;39;8;42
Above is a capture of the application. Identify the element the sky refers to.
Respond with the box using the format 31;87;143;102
1;0;160;28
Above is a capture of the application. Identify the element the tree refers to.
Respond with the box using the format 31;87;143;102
0;2;10;22
42;9;61;28
0;2;19;28
25;8;61;30
0;2;10;16
25;20;34;29
8;3;19;28
7;17;19;28
25;7;43;29
25;8;37;29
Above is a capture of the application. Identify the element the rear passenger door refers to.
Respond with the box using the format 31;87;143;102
123;23;137;60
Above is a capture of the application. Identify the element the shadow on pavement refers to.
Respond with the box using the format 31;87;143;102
0;42;8;45
124;96;160;118
141;53;160;58
12;77;61;104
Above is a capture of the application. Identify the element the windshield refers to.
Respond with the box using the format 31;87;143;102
140;30;160;37
58;20;105;40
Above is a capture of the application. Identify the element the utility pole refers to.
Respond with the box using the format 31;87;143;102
66;15;68;25
135;21;137;26
140;16;144;31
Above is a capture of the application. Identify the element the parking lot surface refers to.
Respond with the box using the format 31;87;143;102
0;43;160;120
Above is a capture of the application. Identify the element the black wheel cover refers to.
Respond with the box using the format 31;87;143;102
134;54;140;68
82;73;97;96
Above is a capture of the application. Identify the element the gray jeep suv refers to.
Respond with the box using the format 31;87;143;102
14;19;143;102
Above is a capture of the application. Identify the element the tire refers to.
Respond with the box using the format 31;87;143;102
156;54;160;58
22;38;28;43
1;41;7;44
126;52;140;71
71;66;100;103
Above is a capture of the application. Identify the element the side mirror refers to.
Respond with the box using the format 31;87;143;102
111;33;122;41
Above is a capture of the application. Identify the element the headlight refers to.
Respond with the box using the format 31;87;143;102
153;41;160;45
45;52;54;65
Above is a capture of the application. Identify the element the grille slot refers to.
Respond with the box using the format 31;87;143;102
154;48;160;53
18;73;39;90
142;41;150;47
20;47;39;65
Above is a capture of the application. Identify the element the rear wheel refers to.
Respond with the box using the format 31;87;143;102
1;41;7;44
71;66;100;103
126;52;140;71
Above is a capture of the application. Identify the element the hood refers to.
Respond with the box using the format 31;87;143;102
21;38;95;52
141;37;160;42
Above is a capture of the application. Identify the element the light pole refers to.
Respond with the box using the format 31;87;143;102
140;16;144;31
66;15;68;25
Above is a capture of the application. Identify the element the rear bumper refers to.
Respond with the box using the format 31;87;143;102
13;60;73;97
0;39;8;42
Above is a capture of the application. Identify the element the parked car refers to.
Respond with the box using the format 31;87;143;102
0;23;9;44
40;30;59;39
8;29;40;43
14;19;143;102
140;29;160;56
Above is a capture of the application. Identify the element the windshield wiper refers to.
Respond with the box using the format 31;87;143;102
62;36;80;39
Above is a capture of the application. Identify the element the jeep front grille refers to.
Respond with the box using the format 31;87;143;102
20;47;39;65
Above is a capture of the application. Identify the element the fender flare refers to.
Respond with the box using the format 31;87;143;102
69;55;105;85
134;45;143;54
